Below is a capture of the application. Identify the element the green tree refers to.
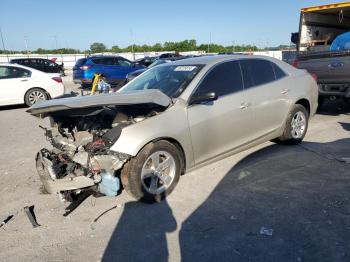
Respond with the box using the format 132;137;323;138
111;45;122;53
152;43;163;52
90;42;107;53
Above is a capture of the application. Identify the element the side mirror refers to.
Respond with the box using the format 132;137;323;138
189;92;218;105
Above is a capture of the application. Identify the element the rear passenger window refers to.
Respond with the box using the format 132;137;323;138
271;62;287;80
76;58;87;66
92;58;104;64
92;57;118;65
194;61;243;97
13;68;31;78
240;59;275;89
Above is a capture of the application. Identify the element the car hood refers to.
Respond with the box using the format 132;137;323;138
27;89;171;117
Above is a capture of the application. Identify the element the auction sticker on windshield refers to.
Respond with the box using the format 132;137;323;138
174;66;197;71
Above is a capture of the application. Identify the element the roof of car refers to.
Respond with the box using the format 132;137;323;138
170;54;286;66
0;62;57;75
88;55;121;58
1;63;28;68
11;58;51;61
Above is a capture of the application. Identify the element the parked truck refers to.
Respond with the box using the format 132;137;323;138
291;2;350;106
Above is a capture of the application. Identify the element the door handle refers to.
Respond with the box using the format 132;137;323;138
281;89;290;94
21;79;29;82
240;102;249;109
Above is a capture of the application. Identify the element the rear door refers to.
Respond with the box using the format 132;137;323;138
239;59;290;139
116;57;135;79
0;66;31;105
187;60;250;164
100;57;119;81
29;59;41;71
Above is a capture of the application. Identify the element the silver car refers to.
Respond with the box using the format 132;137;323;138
28;55;318;203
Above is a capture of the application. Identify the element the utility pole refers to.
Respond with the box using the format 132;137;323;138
53;35;58;50
207;32;211;54
130;29;135;61
24;36;29;57
0;26;9;62
232;40;235;53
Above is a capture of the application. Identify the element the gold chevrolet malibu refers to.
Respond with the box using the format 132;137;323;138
28;55;318;203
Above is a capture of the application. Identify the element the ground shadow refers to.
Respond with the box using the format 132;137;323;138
180;139;350;262
339;122;350;132
0;104;27;111
317;99;350;116
102;200;177;262
0;92;77;111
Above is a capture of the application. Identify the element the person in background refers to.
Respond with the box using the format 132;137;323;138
97;75;111;93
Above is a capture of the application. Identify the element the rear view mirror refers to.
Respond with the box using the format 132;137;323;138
189;92;218;105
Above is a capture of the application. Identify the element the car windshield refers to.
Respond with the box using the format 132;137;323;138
120;64;202;98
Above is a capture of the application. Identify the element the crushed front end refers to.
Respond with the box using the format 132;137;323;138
35;114;131;202
27;91;170;202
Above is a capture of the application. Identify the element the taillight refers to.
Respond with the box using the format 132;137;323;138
80;65;91;70
311;73;317;81
292;59;299;68
52;77;62;83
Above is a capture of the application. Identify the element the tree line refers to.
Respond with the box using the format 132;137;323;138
0;39;292;55
91;40;259;53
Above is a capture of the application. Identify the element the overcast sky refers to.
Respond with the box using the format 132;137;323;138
0;0;336;50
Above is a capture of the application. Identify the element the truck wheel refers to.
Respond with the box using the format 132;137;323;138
25;88;48;106
274;104;309;145
121;140;182;203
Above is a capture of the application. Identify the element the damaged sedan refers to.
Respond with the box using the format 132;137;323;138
28;55;318;203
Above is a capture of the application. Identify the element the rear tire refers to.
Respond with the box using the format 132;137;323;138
274;104;309;145
121;140;182;203
24;88;48;106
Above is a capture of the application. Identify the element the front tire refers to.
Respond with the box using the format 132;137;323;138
24;88;48;106
275;104;309;145
121;140;182;203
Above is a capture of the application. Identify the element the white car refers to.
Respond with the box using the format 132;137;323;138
0;63;65;106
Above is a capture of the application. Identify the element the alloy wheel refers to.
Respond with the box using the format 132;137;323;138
141;151;176;194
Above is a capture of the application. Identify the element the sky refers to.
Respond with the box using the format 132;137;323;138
0;0;339;51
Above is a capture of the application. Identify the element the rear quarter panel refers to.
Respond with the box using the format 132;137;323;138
29;73;65;98
289;69;319;116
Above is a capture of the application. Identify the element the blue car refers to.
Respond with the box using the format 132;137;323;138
73;55;144;88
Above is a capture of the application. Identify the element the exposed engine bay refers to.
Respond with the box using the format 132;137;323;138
35;103;166;202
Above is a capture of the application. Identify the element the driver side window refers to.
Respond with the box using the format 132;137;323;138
193;61;243;97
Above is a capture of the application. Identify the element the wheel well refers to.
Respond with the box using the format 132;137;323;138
295;99;310;115
151;137;186;174
24;87;49;102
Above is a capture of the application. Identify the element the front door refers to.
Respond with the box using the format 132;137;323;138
187;60;250;165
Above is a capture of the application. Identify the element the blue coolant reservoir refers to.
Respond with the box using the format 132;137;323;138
98;171;120;197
